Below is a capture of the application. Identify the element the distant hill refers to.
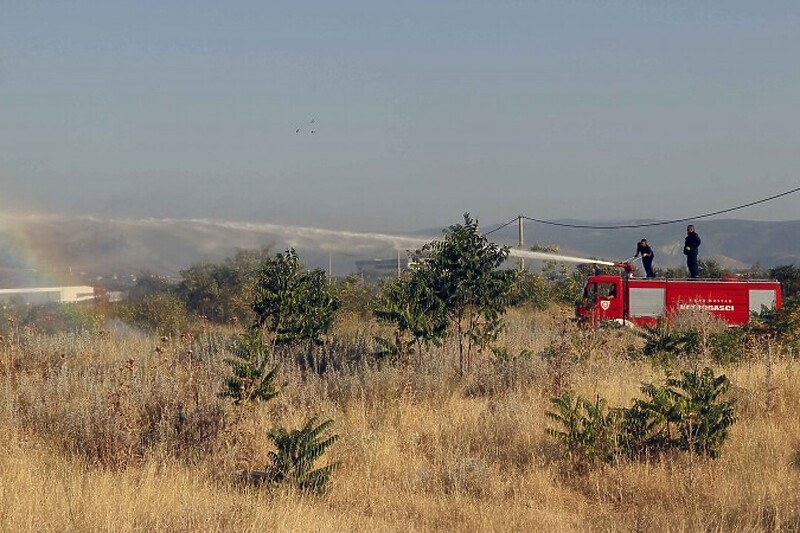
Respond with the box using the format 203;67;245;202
0;214;798;287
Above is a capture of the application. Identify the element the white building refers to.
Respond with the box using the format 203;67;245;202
0;286;96;304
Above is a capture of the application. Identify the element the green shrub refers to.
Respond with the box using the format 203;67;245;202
707;329;747;364
636;323;700;360
546;392;619;466
119;292;189;336
374;270;447;361
508;271;552;310
651;367;736;458
244;417;340;494
547;367;737;467
221;330;281;404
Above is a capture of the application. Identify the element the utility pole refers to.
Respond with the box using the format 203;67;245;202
328;251;333;281
397;249;401;278
517;215;525;271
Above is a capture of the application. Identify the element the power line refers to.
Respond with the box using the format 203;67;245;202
521;186;800;230
483;216;519;236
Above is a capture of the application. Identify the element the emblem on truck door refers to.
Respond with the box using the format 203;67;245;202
600;300;611;310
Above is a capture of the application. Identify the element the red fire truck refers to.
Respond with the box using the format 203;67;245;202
576;264;782;327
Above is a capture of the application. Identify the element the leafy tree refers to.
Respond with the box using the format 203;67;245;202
698;258;731;279
176;248;272;324
120;292;189;336
508;271;553;310
335;273;378;319
374;268;448;360
252;249;339;345
769;265;800;300
251;249;340;373
128;270;173;301
415;214;515;374
176;263;220;318
748;302;800;349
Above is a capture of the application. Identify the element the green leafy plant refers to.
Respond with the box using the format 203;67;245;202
119;292;189;336
546;392;619;466
547;368;737;467
176;248;273;324
706;328;747;364
698;258;732;279
414;213;515;374
621;367;737;459
489;346;533;389
221;330;281;404
748;295;800;348
507;270;553;310
252;249;339;343
636;323;700;359
659;367;736;458
374;269;448;361
245;417;340;494
251;249;340;372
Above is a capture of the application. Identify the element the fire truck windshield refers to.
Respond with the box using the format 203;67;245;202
583;282;616;301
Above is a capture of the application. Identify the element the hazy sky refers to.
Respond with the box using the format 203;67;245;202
2;1;799;231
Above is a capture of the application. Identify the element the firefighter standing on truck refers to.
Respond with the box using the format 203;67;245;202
635;239;656;278
684;225;701;278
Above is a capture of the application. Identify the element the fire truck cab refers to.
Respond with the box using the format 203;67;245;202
577;272;782;327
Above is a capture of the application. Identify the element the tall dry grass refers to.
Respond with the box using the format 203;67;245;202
1;310;800;531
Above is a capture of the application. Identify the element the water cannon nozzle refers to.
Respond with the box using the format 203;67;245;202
614;261;635;273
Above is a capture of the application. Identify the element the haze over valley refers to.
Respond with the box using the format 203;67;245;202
2;212;798;289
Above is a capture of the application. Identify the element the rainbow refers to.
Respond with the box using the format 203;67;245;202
0;212;63;288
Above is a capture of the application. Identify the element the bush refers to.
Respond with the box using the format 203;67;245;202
508;271;553;310
243;417;340;494
546;392;619;467
221;330;282;404
118;292;189;336
547;367;737;467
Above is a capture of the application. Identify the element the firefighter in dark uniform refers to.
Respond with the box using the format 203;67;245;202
684;225;701;278
635;239;656;278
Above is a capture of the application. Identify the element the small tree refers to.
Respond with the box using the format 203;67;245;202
374;268;448;361
417;213;515;374
698;258;731;279
177;248;272;324
770;265;800;300
508;270;553;310
251;249;340;372
120;292;189;336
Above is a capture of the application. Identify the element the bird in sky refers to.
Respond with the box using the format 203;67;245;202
295;119;315;134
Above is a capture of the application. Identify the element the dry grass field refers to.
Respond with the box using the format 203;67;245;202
2;308;800;532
